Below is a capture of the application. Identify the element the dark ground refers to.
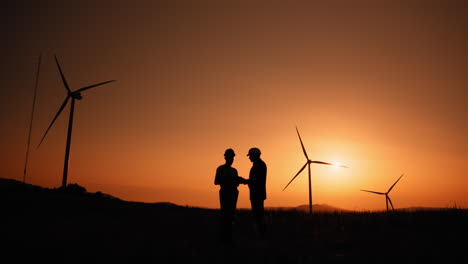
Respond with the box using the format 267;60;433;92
1;178;467;263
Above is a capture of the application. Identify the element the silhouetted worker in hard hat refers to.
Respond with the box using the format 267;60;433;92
246;147;267;238
214;148;247;244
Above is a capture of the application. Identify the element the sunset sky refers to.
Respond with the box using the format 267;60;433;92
1;0;467;210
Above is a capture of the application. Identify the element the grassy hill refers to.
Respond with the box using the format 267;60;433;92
1;178;467;262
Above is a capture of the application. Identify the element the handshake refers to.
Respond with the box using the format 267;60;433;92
238;176;249;185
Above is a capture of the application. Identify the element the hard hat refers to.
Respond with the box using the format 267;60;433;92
247;147;261;156
224;148;235;157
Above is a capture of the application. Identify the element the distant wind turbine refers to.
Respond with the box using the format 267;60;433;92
38;55;115;188
361;174;404;212
23;54;42;183
283;127;349;215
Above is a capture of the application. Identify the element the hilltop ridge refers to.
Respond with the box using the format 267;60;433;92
1;177;467;262
1;178;459;212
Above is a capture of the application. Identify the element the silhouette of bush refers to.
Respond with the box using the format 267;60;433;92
58;183;87;194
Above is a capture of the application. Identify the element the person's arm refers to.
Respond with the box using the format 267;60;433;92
250;163;266;188
214;167;221;185
260;163;267;185
238;176;248;184
248;162;267;198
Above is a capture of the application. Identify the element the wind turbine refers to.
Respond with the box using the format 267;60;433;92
38;55;115;188
283;127;348;215
361;174;404;212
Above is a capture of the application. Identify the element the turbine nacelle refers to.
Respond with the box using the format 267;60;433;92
71;92;82;100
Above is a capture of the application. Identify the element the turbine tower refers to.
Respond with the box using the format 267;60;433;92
38;55;115;188
361;174;404;212
283;127;348;215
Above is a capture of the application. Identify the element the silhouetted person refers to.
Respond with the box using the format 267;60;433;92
246;147;267;238
214;148;247;244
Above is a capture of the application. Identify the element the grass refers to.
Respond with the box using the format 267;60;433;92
1;178;467;263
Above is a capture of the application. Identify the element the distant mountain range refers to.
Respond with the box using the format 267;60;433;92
266;204;351;213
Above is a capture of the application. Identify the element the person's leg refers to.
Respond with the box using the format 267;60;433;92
230;190;239;222
221;190;240;244
250;199;266;237
219;190;231;243
255;200;266;237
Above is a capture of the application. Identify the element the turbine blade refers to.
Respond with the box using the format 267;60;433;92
311;160;349;168
55;55;71;93
310;160;333;166
283;162;308;191
76;80;116;93
388;173;404;193
23;54;42;182
387;196;395;210
37;96;70;147
296;126;309;160
360;189;385;195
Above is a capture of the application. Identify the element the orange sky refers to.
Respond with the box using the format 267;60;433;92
1;0;467;210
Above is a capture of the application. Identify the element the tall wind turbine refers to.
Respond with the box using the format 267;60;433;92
283;127;348;215
361;174;404;212
23;54;42;183
38;55;115;188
